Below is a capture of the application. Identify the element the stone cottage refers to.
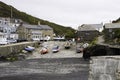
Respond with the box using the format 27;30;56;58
17;24;53;41
77;24;103;42
104;23;120;42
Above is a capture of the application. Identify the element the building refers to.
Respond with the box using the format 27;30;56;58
104;23;120;42
17;24;53;41
77;24;103;42
39;25;54;40
0;17;22;26
0;17;19;43
0;17;10;25
0;32;8;44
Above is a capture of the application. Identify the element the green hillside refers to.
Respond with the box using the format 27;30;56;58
0;1;75;38
112;17;120;23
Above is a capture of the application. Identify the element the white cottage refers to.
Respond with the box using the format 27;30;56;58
0;32;8;44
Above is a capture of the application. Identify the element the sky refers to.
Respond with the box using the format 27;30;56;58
1;0;120;29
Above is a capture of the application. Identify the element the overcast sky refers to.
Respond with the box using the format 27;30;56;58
1;0;120;29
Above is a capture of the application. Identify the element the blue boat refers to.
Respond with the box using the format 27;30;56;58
24;46;35;52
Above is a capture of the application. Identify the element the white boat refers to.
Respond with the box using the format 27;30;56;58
24;46;35;52
52;46;60;53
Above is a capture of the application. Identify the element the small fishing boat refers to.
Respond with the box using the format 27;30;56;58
52;46;60;53
40;47;48;54
64;42;71;49
76;45;84;53
24;46;35;52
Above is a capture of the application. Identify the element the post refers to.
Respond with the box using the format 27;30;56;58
75;30;78;45
10;6;13;18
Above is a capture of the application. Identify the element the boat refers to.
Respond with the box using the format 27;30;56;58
24;46;35;52
40;47;48;54
27;46;35;50
76;45;84;53
64;42;71;49
52;46;60;53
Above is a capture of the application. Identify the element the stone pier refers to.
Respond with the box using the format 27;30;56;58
89;56;120;80
0;41;39;56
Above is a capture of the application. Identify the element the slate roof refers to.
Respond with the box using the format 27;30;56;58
104;23;120;29
78;24;103;31
40;25;53;30
23;24;42;30
22;24;52;30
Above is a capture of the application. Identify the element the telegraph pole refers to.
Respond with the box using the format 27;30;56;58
10;5;13;18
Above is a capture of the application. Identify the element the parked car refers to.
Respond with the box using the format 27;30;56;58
7;39;17;43
52;46;60;53
0;41;9;45
0;38;9;45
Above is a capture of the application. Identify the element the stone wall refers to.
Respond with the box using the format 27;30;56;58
89;56;120;80
83;44;120;59
0;41;39;56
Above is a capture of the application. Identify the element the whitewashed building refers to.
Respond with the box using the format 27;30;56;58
0;17;21;44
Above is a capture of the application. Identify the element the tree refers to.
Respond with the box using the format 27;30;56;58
114;29;120;38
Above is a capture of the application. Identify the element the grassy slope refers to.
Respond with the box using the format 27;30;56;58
0;1;75;38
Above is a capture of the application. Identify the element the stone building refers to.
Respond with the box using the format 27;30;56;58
77;24;103;42
104;23;120;42
17;24;53;41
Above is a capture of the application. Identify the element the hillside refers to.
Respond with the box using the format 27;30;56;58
0;1;75;38
112;17;120;23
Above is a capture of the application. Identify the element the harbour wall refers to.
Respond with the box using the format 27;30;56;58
89;56;120;80
83;44;120;59
0;41;39;56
